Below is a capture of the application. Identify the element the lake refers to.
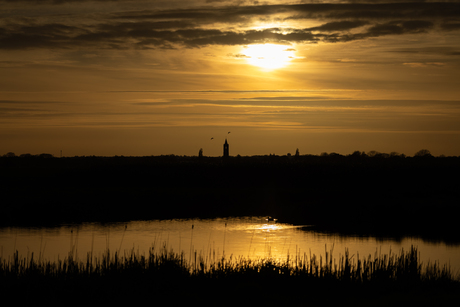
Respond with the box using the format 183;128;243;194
1;217;459;275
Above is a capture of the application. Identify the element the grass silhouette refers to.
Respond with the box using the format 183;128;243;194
1;245;458;305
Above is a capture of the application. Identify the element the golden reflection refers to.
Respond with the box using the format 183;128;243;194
259;224;280;231
242;44;296;70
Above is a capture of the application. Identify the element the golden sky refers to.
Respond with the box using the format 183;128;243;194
1;0;460;156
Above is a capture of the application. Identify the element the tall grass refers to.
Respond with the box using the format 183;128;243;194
1;245;456;283
1;245;458;305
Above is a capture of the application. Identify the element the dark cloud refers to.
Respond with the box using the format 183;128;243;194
111;2;460;23
110;5;290;25
308;20;369;32
365;20;434;36
0;2;458;50
0;23;86;49
441;22;460;31
228;53;250;58
283;2;460;22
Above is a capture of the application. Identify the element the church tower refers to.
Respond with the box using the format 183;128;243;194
223;139;229;157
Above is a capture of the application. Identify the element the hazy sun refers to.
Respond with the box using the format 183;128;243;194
243;44;296;70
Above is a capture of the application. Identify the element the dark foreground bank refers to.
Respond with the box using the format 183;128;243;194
1;246;458;306
1;154;459;243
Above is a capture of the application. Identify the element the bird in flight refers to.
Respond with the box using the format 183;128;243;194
211;137;214;140
228;131;231;134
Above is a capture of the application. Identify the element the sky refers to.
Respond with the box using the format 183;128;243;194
1;0;460;157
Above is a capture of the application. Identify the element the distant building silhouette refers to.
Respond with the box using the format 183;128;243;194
223;139;229;157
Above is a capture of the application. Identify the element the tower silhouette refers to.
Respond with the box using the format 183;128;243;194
223;139;229;157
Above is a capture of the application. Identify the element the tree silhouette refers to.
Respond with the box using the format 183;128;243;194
38;153;53;158
367;150;380;157
350;150;366;157
414;149;432;157
3;152;16;157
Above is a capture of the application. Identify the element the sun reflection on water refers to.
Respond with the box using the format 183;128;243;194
259;223;280;231
1;217;458;274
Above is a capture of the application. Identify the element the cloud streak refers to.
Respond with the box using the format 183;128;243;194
1;2;459;50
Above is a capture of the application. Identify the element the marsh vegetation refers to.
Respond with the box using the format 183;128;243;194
1;152;459;305
1;245;458;305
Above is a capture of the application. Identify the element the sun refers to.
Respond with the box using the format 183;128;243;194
242;44;296;70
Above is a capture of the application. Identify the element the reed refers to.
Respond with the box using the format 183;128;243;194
1;245;458;305
1;245;456;283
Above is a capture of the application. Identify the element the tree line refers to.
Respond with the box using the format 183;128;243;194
0;148;452;159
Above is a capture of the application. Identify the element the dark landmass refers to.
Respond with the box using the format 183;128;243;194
1;153;459;243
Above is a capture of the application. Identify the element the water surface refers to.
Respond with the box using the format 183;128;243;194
1;217;459;275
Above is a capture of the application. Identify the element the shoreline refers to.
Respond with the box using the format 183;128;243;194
1;155;459;243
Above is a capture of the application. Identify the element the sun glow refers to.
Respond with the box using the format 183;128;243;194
242;44;296;70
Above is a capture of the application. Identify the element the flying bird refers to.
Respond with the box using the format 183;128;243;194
228;131;231;134
211;137;214;140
